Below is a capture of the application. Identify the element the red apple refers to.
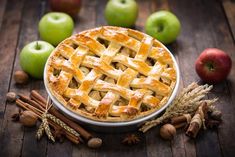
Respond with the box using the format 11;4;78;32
49;0;82;18
195;48;232;84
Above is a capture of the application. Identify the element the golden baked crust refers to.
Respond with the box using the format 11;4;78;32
45;26;177;122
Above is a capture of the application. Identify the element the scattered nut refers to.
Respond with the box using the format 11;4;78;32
14;70;29;84
19;110;38;127
210;110;222;121
159;124;176;140
87;137;102;148
6;92;17;102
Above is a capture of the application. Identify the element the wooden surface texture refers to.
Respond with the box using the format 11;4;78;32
0;0;235;156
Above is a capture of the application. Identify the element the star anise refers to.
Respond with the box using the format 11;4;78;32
11;108;22;122
53;128;66;143
122;134;141;145
206;119;221;129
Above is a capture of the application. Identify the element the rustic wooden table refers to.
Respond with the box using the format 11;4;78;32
0;0;235;156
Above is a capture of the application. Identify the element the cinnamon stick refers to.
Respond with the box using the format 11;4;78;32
18;94;45;112
171;114;191;124
186;102;208;138
50;120;80;144
173;122;187;129
30;90;92;140
16;99;80;144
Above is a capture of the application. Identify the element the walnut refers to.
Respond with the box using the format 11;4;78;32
6;92;17;102
87;137;102;148
14;70;29;84
19;111;38;127
159;124;176;140
210;110;222;121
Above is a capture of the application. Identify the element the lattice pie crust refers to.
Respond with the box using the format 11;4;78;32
45;26;177;122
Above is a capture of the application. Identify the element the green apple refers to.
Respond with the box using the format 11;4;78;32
39;12;74;46
145;10;181;44
20;41;55;79
105;0;138;27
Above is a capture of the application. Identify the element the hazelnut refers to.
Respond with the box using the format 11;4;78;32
87;137;102;148
6;92;17;102
19;111;38;127
14;70;29;84
210;110;222;121
159;124;176;140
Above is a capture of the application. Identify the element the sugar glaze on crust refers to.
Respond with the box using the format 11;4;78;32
45;26;177;122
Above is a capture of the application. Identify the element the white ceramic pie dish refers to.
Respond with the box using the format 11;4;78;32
43;30;180;132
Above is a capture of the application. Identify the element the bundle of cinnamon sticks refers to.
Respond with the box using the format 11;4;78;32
16;90;93;144
168;102;222;138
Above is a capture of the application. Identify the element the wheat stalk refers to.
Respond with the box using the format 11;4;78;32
36;122;44;140
139;82;217;133
47;113;80;137
42;113;55;142
36;97;56;142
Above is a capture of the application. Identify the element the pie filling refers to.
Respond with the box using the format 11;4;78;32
46;26;177;122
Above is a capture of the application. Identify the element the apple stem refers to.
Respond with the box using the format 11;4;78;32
35;41;41;50
121;0;126;4
157;25;164;33
207;63;214;71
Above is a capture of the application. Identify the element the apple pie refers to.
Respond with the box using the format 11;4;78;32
45;26;177;122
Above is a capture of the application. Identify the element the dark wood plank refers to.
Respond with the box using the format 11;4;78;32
151;0;169;12
201;0;235;156
0;0;7;29
0;0;25;156
74;0;96;33
146;127;172;157
0;0;24;129
169;0;235;156
135;0;150;30
223;0;235;42
98;132;147;157
95;0;107;26
13;1;48;157
168;0;221;157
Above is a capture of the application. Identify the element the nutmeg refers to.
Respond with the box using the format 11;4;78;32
87;137;102;148
6;92;17;102
19;111;38;127
14;70;29;84
159;124;176;140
